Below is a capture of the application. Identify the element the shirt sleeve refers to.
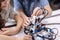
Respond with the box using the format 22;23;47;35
13;0;23;11
39;0;49;8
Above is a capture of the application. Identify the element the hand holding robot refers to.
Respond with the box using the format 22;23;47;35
24;9;58;40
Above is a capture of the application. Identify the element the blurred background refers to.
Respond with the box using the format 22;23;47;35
48;0;60;10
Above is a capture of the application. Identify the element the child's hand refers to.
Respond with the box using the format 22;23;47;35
1;27;18;36
32;7;42;16
23;16;30;27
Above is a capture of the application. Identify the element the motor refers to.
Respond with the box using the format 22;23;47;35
32;16;58;40
35;26;58;40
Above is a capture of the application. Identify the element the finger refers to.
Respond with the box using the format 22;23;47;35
2;30;9;35
32;7;40;16
36;9;42;16
23;23;28;27
25;21;29;25
0;30;4;34
23;22;29;26
23;21;30;27
36;9;40;16
25;21;30;26
2;28;9;31
26;18;30;23
23;19;30;25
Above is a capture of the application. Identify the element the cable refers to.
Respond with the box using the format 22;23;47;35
42;23;60;25
45;14;60;19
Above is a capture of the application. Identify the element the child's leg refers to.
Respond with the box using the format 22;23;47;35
0;35;17;40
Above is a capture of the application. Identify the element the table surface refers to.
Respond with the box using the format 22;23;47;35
7;9;60;40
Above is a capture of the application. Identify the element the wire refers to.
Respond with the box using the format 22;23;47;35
45;14;60;19
42;23;60;25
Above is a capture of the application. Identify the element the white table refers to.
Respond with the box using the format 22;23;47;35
7;9;60;40
42;9;60;40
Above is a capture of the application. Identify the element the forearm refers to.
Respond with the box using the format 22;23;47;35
15;10;27;19
0;35;17;40
2;15;23;36
10;10;25;35
14;15;23;34
3;11;24;35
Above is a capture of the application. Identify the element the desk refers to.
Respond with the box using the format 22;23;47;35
7;9;60;40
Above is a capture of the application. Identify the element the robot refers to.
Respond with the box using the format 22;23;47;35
24;9;58;40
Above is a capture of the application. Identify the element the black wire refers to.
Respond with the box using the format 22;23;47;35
45;14;60;19
42;23;60;25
